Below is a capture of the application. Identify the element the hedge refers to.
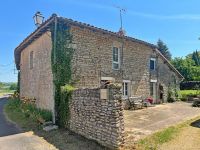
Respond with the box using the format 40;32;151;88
180;81;200;90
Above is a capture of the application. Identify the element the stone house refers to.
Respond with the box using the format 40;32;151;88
14;14;183;148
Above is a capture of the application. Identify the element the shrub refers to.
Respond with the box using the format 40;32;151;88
9;83;17;90
58;84;75;127
8;98;52;123
167;88;176;103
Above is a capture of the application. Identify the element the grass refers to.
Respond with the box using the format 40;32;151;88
178;90;200;101
4;98;107;150
0;89;14;96
135;116;200;150
179;90;199;96
5;99;52;123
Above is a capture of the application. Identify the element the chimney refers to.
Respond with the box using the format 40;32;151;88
117;27;126;36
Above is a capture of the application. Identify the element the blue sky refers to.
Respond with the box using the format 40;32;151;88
1;0;200;82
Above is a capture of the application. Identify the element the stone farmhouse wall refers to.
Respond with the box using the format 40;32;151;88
20;32;54;112
157;57;181;101
70;25;182;103
71;25;153;96
69;87;125;149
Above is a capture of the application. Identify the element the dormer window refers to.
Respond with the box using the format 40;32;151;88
112;47;120;70
150;58;156;70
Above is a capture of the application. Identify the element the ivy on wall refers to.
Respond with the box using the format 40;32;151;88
17;71;20;93
51;21;74;127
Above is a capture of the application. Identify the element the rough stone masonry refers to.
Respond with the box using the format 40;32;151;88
69;85;125;149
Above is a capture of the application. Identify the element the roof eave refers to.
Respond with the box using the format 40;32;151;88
154;48;184;79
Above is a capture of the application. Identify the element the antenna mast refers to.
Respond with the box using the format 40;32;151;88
114;5;126;35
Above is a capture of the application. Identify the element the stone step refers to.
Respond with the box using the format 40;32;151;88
43;121;53;126
43;125;58;132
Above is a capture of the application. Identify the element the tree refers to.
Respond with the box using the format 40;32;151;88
171;56;200;81
0;82;3;89
157;39;172;60
192;50;200;66
9;83;17;90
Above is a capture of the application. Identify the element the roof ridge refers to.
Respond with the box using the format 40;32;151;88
57;16;157;48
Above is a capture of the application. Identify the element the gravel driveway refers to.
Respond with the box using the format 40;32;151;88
124;102;200;141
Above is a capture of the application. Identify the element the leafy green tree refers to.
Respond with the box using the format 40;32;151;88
157;39;172;60
192;50;200;66
0;82;3;89
9;83;17;90
171;56;200;81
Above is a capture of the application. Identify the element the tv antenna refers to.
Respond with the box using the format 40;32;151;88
114;5;126;30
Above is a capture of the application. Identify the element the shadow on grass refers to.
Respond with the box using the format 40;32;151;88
4;98;108;150
190;119;200;128
33;128;108;150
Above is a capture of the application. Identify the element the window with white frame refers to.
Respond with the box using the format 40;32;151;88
30;51;34;69
122;80;130;97
112;47;120;70
150;58;156;70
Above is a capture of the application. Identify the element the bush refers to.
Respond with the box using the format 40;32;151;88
9;83;18;90
167;88;176;103
180;81;200;90
7;98;52;123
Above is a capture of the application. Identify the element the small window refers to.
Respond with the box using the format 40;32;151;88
150;58;156;70
30;51;34;69
122;80;130;97
112;47;120;70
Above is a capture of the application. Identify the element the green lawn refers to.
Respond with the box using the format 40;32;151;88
179;90;199;95
179;90;200;101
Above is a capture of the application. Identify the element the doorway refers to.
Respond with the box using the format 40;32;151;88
159;84;164;103
150;81;157;103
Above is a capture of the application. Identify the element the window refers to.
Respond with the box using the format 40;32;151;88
112;47;120;70
30;51;34;69
150;58;156;70
122;80;130;97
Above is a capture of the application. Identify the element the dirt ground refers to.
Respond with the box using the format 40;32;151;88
0;131;57;150
159;119;200;150
124;102;200;141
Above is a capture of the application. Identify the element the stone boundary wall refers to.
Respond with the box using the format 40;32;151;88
69;88;125;149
